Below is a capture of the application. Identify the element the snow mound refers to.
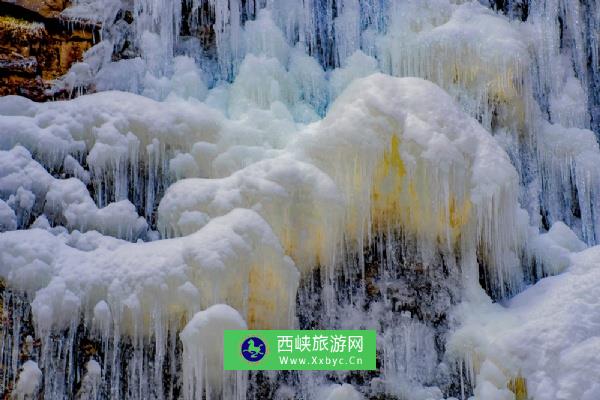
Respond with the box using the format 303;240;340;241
159;156;343;272
45;178;147;241
0;199;17;231
180;304;247;400
14;360;42;399
530;221;586;276
0;146;146;240
448;246;600;400
316;383;363;400
0;92;225;217
300;74;524;293
378;1;531;132
0;209;299;334
160;74;524;293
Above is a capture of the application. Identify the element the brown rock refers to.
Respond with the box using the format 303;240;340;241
0;54;37;74
0;2;99;100
11;0;69;19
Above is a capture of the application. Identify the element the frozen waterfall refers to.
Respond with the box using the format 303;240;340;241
1;0;600;399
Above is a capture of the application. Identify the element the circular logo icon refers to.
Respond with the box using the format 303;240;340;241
241;336;266;362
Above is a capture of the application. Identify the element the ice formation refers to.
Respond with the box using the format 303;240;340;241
1;0;600;399
448;245;600;400
13;360;42;400
316;383;364;400
180;304;247;400
159;74;525;291
0;146;147;240
538;122;600;244
0;208;298;331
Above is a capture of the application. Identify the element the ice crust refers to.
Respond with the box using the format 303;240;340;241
448;245;600;400
0;209;298;333
1;0;600;398
0;72;528;399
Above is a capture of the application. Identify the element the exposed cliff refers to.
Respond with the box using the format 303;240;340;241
0;1;98;100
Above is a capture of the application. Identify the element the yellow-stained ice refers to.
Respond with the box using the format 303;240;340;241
158;74;523;295
370;135;472;242
508;376;528;400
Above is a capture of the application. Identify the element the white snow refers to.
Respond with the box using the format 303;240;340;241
0;70;530;397
0;209;299;334
539;122;600;244
448;245;600;400
0;146;54;210
156;73;526;295
315;383;363;400
530;222;586;276
375;1;532;134
2;0;600;398
298;74;525;293
158;156;343;272
180;304;247;400
77;359;102;400
0;146;146;239
45;178;148;240
0;199;17;232
13;360;42;400
328;51;379;100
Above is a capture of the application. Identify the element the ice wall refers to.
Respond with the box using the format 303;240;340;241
0;72;527;399
1;0;600;399
0;209;298;398
58;0;600;245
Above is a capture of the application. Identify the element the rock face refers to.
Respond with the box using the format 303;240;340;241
0;1;98;100
10;0;69;19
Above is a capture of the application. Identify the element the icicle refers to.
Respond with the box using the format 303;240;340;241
180;305;248;400
13;360;42;400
